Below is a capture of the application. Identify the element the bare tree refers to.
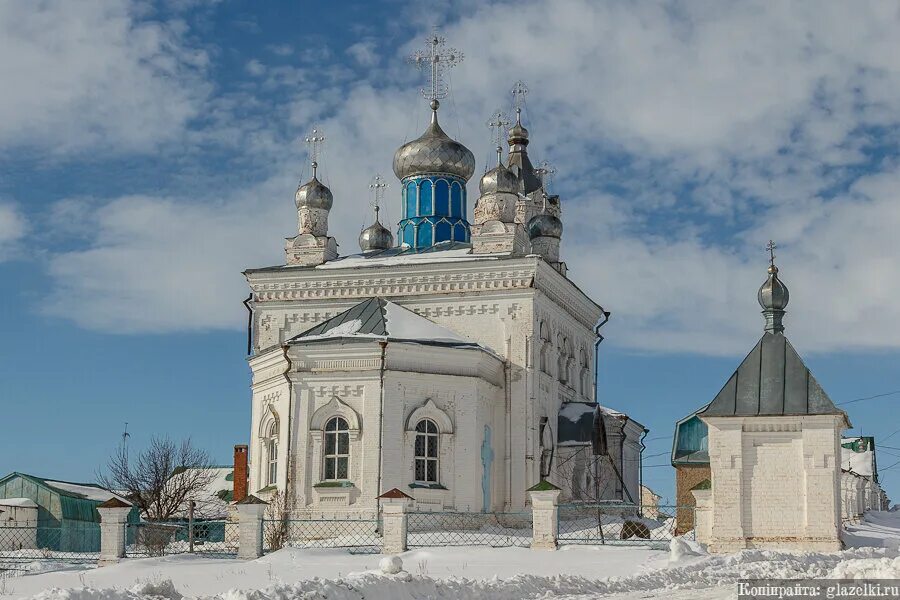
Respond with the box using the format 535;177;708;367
99;436;217;521
264;490;289;551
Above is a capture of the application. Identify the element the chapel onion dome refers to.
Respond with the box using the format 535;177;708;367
295;175;333;210
479;161;518;195
527;211;563;239
359;216;393;252
507;118;529;146
758;263;790;311
392;101;476;182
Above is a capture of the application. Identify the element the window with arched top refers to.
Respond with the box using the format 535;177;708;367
402;222;415;247
435;220;451;242
418;220;433;247
405;181;418;218
323;416;350;480
419;179;433;214
266;419;279;486
434;179;450;215
450;182;463;217
414;419;439;483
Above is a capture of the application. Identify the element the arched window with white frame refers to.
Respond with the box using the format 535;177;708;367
414;419;440;483
323;416;350;480
266;419;279;486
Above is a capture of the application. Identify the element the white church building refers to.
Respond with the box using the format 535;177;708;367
241;35;643;516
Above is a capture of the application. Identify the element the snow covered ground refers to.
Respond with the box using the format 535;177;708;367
4;510;898;600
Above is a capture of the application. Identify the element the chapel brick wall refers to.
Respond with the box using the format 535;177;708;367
675;464;710;534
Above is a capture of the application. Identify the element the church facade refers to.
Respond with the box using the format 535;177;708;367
241;35;643;516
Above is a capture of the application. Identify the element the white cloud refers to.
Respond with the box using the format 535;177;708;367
43;191;291;333
0;0;209;154
245;59;266;77
346;40;379;67
36;0;900;356
0;203;27;259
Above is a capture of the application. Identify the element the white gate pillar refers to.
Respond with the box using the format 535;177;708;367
98;498;133;566
528;481;561;550
378;489;413;555
236;495;268;560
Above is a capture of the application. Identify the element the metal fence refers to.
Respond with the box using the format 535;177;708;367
263;516;382;554
0;523;100;575
557;503;691;548
125;520;239;557
407;511;533;548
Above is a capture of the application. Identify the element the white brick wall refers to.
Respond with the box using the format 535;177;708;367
703;415;845;553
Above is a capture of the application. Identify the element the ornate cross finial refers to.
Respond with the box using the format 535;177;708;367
486;109;510;164
511;80;528;122
304;127;326;177
535;159;557;192
408;28;463;110
766;239;777;266
369;174;388;221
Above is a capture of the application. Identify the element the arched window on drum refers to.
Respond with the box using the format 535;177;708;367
450;182;463;217
434;179;450;215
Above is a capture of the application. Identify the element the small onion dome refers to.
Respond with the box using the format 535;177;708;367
758;264;789;310
527;211;563;239
479;162;518;195
359;217;393;252
295;175;333;210
507;120;529;146
393;107;476;182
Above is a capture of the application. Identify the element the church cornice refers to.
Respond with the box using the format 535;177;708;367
245;255;602;330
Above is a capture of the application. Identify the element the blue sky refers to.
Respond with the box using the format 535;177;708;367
1;0;900;505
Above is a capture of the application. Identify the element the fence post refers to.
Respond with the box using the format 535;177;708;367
236;495;268;560
97;498;133;566
691;489;712;544
378;488;413;555
527;481;560;550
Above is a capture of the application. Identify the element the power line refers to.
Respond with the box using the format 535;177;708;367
879;458;900;472
836;390;900;406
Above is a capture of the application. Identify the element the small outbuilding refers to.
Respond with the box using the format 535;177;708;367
0;472;138;552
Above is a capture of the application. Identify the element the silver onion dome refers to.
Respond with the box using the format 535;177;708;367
758;264;790;311
527;211;563;239
393;106;476;181
295;175;334;210
359;217;393;252
507;120;529;145
479;162;518;195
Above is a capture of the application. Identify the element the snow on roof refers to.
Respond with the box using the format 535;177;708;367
313;244;503;270
382;301;471;344
43;480;129;503
289;297;481;349
558;402;625;423
168;467;234;520
0;497;37;508
841;437;875;478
